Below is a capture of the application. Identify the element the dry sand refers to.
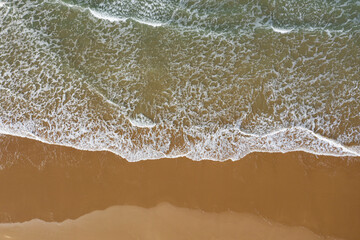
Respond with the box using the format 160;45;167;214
0;134;359;239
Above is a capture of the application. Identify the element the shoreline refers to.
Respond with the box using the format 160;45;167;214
0;134;359;239
0;129;358;162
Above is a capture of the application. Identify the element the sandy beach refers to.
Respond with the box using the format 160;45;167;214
0;203;340;240
0;134;359;240
2;1;360;239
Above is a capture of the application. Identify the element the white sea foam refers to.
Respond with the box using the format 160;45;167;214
0;2;5;8
88;10;164;26
58;0;126;23
271;26;293;34
0;122;358;163
89;9;165;27
58;0;164;26
134;18;164;27
89;9;127;23
1;0;359;163
58;1;78;9
127;114;156;128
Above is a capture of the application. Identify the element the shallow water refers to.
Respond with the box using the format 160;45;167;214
0;0;359;161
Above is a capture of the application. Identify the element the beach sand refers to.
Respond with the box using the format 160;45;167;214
0;134;359;240
0;203;340;240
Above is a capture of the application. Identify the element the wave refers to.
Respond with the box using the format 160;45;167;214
57;0;358;34
0;124;358;162
126;114;156;128
89;9;165;27
271;26;293;34
88;9;127;23
60;0;165;27
134;18;164;27
1;0;359;162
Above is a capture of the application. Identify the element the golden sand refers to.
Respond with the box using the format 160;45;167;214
0;134;359;239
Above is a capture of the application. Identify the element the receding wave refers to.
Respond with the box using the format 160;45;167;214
0;125;358;162
0;0;359;161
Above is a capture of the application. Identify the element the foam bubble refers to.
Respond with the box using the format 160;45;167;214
0;2;5;8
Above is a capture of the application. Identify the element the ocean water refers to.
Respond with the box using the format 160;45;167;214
0;0;359;161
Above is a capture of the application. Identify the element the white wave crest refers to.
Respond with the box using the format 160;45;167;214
58;0;164;27
271;26;293;34
134;18;164;27
127;114;156;128
89;9;127;23
89;9;164;27
0;123;358;162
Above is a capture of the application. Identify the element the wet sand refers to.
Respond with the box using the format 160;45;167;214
0;134;359;239
0;203;340;240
